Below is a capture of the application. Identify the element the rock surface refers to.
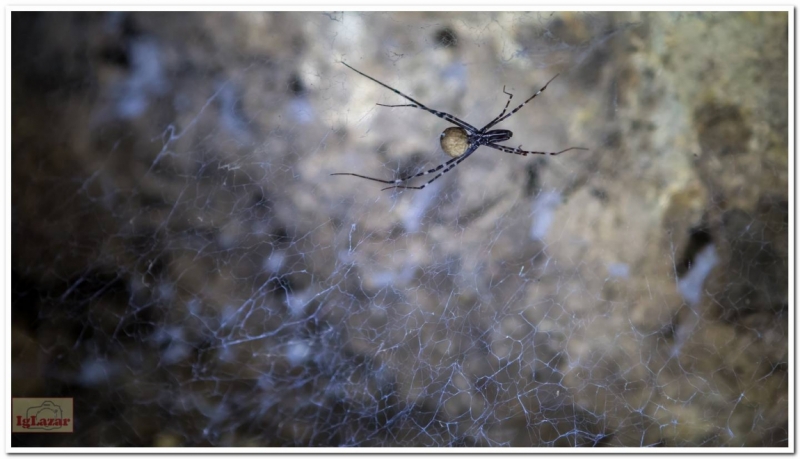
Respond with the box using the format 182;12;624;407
12;11;788;447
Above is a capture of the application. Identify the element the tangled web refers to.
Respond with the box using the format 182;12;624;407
12;11;788;447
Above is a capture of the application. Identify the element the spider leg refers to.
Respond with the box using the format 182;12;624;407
487;143;589;156
376;103;417;108
482;74;560;131
332;153;463;186
341;62;478;133
480;85;515;132
330;172;404;185
382;145;479;191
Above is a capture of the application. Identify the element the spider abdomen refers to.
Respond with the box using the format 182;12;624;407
440;127;470;158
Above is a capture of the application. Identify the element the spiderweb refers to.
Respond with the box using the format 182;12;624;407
11;11;789;447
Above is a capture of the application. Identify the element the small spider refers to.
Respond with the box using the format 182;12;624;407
331;62;588;191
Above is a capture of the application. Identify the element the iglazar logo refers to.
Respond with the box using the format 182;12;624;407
17;401;70;430
12;398;74;433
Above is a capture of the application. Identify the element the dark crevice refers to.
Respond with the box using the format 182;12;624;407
676;226;713;277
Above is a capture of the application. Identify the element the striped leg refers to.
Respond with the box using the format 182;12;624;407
487;144;588;156
480;86;514;132
331;155;462;186
482;74;559;131
381;145;479;190
342;62;477;133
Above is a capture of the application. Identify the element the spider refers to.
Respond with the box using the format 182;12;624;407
331;62;587;191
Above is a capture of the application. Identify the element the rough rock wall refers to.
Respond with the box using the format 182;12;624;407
12;11;788;447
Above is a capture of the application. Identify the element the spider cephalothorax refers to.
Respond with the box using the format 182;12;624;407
332;62;586;190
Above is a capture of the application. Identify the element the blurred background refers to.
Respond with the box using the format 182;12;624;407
12;11;788;447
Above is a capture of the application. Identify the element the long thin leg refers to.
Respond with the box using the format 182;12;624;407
382;145;479;190
482;74;560;131
481;86;514;130
331;145;479;190
342;62;477;133
487;143;588;156
386;86;516;130
332;155;463;186
376;103;417;108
